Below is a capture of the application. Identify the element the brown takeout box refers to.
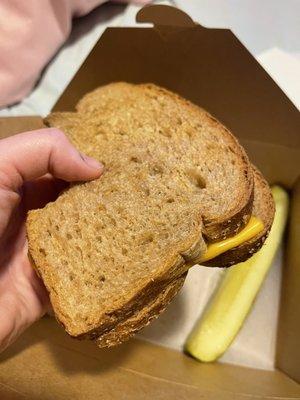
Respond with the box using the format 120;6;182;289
0;5;299;399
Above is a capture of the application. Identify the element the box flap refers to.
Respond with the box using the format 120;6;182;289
0;318;300;400
276;178;300;383
53;5;300;156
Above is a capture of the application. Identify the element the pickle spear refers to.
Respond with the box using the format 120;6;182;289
185;186;289;362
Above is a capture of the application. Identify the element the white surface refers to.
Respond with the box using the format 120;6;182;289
0;0;297;370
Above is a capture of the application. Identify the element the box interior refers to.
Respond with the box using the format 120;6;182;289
0;5;299;398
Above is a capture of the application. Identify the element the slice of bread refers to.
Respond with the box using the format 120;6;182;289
94;167;274;347
45;83;254;242
27;82;255;340
204;167;275;268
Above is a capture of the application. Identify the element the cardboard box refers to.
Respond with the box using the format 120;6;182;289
0;5;299;399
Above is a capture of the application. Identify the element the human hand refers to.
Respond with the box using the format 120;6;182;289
0;128;103;352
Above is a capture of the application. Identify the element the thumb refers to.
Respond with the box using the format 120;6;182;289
0;128;103;191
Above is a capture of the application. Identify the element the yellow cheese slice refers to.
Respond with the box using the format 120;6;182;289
200;216;264;263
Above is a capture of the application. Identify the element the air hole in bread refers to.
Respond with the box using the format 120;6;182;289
186;129;194;138
73;213;79;223
177;117;183;126
110;217;117;226
130;156;141;163
140;182;150;196
187;169;206;189
99;276;106;283
166;197;175;203
66;233;72;240
39;248;46;256
94;121;103;128
98;204;106;212
95;222;104;230
75;227;82;238
205;142;216;151
140;234;154;245
75;245;83;257
150;165;163;175
158;128;172;137
122;248;128;255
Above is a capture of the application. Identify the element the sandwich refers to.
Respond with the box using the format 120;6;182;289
27;83;275;347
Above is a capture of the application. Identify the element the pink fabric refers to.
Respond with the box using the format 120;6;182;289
0;0;149;108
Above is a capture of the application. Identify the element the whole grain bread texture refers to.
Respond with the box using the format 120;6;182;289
96;169;274;347
27;82;254;341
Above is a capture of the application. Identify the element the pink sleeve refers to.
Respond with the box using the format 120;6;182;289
0;0;148;108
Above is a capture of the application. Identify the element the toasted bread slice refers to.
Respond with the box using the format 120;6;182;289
95;169;274;346
204;167;275;268
45;83;254;242
27;83;254;340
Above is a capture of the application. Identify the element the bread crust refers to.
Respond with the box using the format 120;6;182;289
96;274;186;347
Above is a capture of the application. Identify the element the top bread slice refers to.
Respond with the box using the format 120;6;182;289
27;82;254;339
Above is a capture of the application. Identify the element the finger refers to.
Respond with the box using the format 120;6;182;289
0;128;103;191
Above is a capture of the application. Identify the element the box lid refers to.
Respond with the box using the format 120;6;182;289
0;5;299;397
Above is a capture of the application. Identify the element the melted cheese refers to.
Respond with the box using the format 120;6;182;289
200;216;264;263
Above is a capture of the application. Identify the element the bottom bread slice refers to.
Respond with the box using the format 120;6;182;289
96;275;186;347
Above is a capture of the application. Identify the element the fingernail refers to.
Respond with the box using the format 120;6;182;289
81;154;103;171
